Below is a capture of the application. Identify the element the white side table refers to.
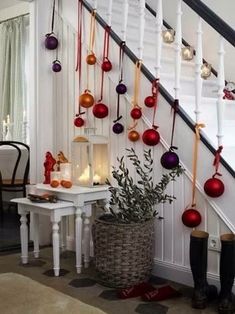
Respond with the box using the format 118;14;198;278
12;198;76;276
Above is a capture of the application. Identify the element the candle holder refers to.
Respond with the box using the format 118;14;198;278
162;29;175;44
50;171;61;188
201;63;212;79
181;46;194;61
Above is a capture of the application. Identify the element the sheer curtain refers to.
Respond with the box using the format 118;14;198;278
0;15;28;142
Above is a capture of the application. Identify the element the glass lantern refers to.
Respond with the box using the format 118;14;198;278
71;128;109;187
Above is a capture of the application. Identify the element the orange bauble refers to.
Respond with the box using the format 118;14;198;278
86;53;96;65
61;180;72;188
50;180;60;188
128;130;140;142
79;92;94;108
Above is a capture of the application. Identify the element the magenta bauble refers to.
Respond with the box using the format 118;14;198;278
161;151;179;169
112;123;124;134
116;83;127;94
52;60;62;72
182;209;202;228
45;34;58;50
142;129;160;146
204;177;225;197
74;117;85;127
93;103;109;119
101;59;112;72
144;96;156;108
130;108;142;120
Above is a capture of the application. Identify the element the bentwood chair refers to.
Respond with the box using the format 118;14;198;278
0;141;30;215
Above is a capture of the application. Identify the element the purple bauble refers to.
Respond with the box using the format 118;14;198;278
45;34;58;50
116;83;127;94
161;151;179;169
52;61;62;72
112;123;124;134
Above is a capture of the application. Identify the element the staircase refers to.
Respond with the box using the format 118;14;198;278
53;0;235;287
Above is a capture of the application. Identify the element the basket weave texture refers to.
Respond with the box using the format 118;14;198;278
92;218;154;288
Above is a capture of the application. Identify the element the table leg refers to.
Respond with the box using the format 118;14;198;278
52;219;60;276
32;213;40;258
84;204;92;268
60;216;67;252
19;206;28;264
75;206;83;274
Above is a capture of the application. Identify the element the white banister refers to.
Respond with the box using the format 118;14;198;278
121;0;129;42
93;0;97;10
216;36;225;146
194;17;203;123
174;0;182;100
155;0;163;79
107;0;113;27
138;0;145;60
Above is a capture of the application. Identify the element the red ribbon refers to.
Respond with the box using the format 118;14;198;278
213;145;223;176
152;78;159;129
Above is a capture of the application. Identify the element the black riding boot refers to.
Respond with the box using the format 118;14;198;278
218;233;235;314
190;230;218;309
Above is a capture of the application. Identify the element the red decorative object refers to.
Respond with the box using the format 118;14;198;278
101;59;112;72
74;117;85;128
142;285;181;301
86;53;96;65
144;96;155;108
43;152;56;184
182;208;201;228
93;103;109;119
128;130;140;142
142;129;160;146
79;91;94;108
130;108;142;120
204;177;225;198
118;282;155;299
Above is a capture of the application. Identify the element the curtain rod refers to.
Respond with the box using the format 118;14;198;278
0;13;29;24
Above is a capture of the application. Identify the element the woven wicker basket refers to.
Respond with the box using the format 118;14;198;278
92;217;154;288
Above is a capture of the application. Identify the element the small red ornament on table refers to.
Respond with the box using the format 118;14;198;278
43;152;56;184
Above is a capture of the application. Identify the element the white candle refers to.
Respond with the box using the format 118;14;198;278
60;163;72;181
93;174;101;185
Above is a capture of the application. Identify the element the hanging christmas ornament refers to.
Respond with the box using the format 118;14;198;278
52;59;62;72
128;130;140;142
182;208;202;228
161;100;180;169
102;58;112;72
113;42;126;134
101;26;112;72
130;107;142;120
74;116;85;128
182;124;205;228
142;128;160;146
93;103;108;119
86;10;97;65
144;96;155;108
204;146;225;198
113;123;124;134
93;26;111;120
45;0;58;50
74;0;85;124
79;90;94;109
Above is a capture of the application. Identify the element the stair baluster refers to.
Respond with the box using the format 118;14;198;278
174;0;182;101
93;0;97;10
138;0;145;60
107;0;113;27
216;36;225;146
121;0;129;42
155;0;163;79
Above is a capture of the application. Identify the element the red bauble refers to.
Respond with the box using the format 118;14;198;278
86;53;96;65
144;96;156;108
74;117;85;127
101;59;112;72
204;177;225;198
93;103;109;119
130;108;142;120
128;130;140;142
79;92;94;108
182;209;202;228
142;129;160;146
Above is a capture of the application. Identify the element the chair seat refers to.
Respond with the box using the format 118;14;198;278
2;179;27;185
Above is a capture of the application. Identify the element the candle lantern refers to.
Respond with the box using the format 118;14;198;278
71;128;109;187
162;29;175;44
181;46;194;61
50;171;61;188
60;163;72;181
201;63;212;79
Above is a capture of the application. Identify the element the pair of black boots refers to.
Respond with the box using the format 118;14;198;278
190;230;235;314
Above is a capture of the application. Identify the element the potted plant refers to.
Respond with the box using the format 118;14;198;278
92;148;184;288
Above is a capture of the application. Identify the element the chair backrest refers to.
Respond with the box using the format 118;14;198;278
0;141;30;186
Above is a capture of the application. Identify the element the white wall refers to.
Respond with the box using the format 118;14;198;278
0;2;29;20
147;0;235;82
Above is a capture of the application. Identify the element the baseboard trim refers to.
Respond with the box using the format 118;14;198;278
153;258;222;290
